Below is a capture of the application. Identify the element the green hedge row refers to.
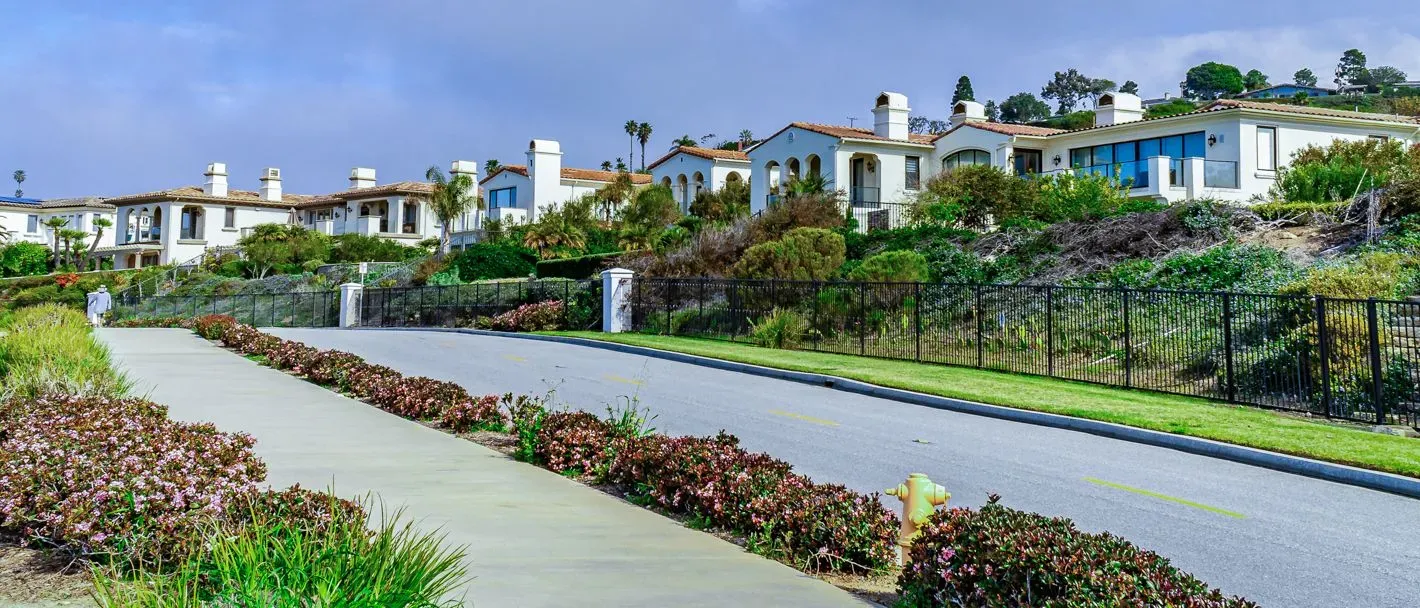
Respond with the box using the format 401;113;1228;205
535;251;625;279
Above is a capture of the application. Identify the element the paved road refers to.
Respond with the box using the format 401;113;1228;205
271;328;1420;608
103;329;862;607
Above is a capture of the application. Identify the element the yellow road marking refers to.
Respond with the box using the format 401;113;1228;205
502;354;527;362
768;409;840;427
1085;477;1245;519
603;374;644;386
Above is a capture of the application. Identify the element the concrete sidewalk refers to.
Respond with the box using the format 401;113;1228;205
100;328;863;607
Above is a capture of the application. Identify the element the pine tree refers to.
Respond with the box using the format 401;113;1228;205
952;76;975;105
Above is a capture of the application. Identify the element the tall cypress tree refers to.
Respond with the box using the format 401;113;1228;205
952;76;975;105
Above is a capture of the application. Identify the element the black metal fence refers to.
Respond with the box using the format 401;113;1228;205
628;277;1420;427
113;291;340;328
359;278;602;330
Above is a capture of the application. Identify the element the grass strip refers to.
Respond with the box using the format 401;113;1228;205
543;331;1420;479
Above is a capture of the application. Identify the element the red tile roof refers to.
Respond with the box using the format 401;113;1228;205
789;122;937;145
103;186;316;210
479;164;652;185
647;146;750;171
1201;98;1419;124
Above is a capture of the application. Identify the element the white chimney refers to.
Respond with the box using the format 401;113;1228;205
259;167;282;202
450;160;478;182
526;139;563;220
349;167;376;190
203;162;228;197
871;92;911;140
949;101;986;127
1094;92;1144;127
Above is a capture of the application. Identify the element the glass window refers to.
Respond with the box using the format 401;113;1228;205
224;207;235;228
1070;148;1091;168
942;150;991;170
1183;132;1207;158
1162;135;1184;159
1092;145;1114;166
489;187;517;209
26;215;38;233
1369;135;1389;142
1139;139;1161;159
904;156;921;190
1013;150;1043;175
1257;126;1277;171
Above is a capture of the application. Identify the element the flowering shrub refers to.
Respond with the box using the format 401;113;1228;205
227;485;367;537
487;300;565;332
193;314;239;340
55;273;81;288
534;411;613;475
439;394;504;433
898;495;1257;607
0;394;266;564
606;432;897;572
110;316;192;329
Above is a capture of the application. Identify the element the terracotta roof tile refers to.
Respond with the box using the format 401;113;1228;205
1201;98;1420;124
479;164;651;185
790;122;937;146
647;146;750;170
302;181;434;206
104;186;315;210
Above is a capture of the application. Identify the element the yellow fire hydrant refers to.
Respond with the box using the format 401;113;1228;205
885;473;950;566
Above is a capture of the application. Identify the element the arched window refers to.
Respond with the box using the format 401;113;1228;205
151;207;163;240
942;149;992;171
806;155;821;178
786;158;801;180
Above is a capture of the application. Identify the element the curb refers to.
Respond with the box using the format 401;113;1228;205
352;326;1420;500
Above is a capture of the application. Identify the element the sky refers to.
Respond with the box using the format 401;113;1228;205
2;0;1419;198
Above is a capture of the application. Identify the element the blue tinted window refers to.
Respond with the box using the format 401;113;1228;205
1070;149;1091;168
1139;139;1161;158
1093;145;1113;166
1162;135;1184;159
1183;132;1207;158
1114;142;1137;162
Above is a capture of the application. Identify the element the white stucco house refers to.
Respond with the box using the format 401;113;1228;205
648;146;750;211
749;91;1420;224
929;94;1420;205
478;139;652;225
748;92;937;228
99;162;457;269
0;195;117;255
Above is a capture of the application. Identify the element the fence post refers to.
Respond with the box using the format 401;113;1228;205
1222;292;1236;402
1045;286;1055;377
974;285;984;368
1316;296;1332;418
601;268;634;333
859;282;867;356
812;281;821;351
338;283;363;328
666;281;674;335
914;282;922;362
698;278;706;333
1122;290;1132;388
562;281;570;329
1367;298;1387;425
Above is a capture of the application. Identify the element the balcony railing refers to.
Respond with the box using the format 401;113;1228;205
1204;160;1239;189
1169;158;1184;187
850;186;880;205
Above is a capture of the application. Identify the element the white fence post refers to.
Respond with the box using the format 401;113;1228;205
338;282;364;328
601;268;634;333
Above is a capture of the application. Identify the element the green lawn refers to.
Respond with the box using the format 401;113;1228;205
543;331;1420;479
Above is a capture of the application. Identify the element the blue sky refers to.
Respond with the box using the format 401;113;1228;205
3;0;1418;198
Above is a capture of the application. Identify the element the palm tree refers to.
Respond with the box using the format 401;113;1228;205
738;129;755;147
636;122;653;170
623;120;638;171
42;216;68;269
58;228;87;268
484;159;502;175
12;170;24;198
615;157;628;172
670;134;696;150
80;217;113;271
595;172;637;222
522;214;586;259
600;161;613;171
425;165;481;259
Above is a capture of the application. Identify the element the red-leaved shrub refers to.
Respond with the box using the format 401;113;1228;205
534;411;613;474
897;495;1256;607
606;432;897;572
486;300;565;332
0;394;266;563
439;394;504;433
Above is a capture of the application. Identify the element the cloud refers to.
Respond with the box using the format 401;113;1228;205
1064;19;1420;96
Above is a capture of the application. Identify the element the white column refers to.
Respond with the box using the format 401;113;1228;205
1144;155;1170;200
338;282;364;328
1183;156;1206;200
601;268;634;333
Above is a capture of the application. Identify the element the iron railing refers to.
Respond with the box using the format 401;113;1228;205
112;290;340;328
358;279;602;330
845;201;911;232
628;277;1420;427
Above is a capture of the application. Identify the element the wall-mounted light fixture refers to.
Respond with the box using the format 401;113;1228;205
1207;134;1218;147
867;161;876;173
1052;154;1062;166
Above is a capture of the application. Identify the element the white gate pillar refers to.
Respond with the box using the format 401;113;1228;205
601;268;634;333
338;282;364;328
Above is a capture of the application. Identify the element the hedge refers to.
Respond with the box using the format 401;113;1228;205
535;251;626;279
